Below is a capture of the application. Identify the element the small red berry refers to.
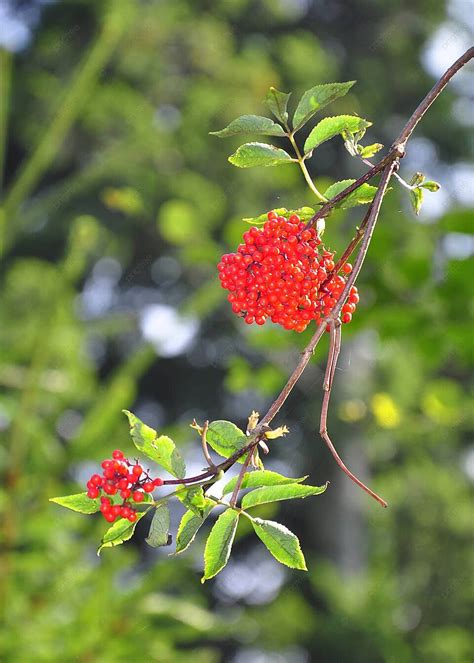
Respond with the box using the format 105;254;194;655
132;465;143;477
128;512;137;522
101;460;113;469
132;491;144;502
112;505;122;517
342;263;352;273
342;312;352;324
112;449;124;460
87;487;100;499
153;478;164;487
120;488;131;499
143;481;154;493
104;511;116;523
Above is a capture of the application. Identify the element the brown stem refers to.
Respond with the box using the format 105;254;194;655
162;435;260;486
259;320;327;428
306;149;399;230
394;47;473;147
200;420;216;469
321;207;371;289
320;323;387;506
229;449;253;507
323;321;341;392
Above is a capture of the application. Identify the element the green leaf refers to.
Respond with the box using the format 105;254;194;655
210;115;286;138
223;470;308;495
264;86;291;124
410;187;424;215
202;508;240;582
243;206;315;226
323;179;378;208
123;410;185;478
409;172;425;187
206;420;248;463
146;504;171;548
98;511;148;555
304;115;371;153
293;81;356;131
241;482;327;509
421;180;441;192
177;485;206;516
49;492;100;514
251;518;307;570
228;142;294;168
358;143;384;159
174;500;214;555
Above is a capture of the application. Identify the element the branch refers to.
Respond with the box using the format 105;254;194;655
164;50;474;504
306;48;474;230
394;47;473;147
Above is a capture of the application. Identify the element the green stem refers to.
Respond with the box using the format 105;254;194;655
207;495;253;520
288;132;327;203
0;48;11;194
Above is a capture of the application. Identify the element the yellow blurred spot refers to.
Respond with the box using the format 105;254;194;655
101;187;144;215
338;399;367;422
371;393;401;429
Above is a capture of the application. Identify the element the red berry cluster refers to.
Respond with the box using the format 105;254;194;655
218;212;359;332
86;449;164;523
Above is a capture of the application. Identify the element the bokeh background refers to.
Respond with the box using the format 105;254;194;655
0;1;473;661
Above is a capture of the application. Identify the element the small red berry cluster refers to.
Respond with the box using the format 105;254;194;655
218;212;359;332
86;449;164;523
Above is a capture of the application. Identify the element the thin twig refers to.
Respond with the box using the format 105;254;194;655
200;420;216;469
320;318;387;506
323;321;341;392
229;449;254;507
394;47;474;147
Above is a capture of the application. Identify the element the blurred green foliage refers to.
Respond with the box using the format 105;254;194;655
0;0;472;661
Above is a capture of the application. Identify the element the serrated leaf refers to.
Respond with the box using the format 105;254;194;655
264;87;291;124
243;206;315;226
241;482;327;509
146;504;171;548
49;492;100;514
174;500;215;555
206;420;248;463
98;511;148;555
228;142;294;168
177;485;206;516
323;179;378;208
358;143;384;158
202;508;240;582
223;470;308;495
123;410;185;478
410;187;424;215
421;180;441;192
293;81;356;132
251;518;307;570
304;115;371;153
210;115;286;138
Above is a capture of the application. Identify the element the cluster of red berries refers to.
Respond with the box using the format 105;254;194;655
218;212;359;332
86;449;164;523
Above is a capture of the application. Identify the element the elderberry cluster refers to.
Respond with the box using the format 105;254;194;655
218;212;359;332
86;449;164;523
